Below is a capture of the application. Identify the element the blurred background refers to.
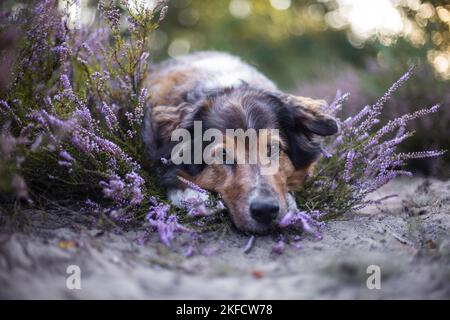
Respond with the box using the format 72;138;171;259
1;0;449;176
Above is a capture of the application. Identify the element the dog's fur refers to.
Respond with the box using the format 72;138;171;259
143;51;338;233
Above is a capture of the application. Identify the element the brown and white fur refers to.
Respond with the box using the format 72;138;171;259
143;51;338;234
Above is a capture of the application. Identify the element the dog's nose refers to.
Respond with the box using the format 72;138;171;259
250;198;279;224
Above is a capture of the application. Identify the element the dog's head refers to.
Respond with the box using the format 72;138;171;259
144;87;338;234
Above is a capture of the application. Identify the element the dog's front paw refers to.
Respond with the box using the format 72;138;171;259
168;188;224;217
168;188;209;207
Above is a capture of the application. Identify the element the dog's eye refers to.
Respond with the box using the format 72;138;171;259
267;143;280;158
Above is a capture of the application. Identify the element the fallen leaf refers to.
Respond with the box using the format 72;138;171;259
251;270;265;279
58;240;77;249
425;239;437;249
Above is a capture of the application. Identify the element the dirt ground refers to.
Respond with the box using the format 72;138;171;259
0;177;449;299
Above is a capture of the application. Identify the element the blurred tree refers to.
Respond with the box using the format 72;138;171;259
154;0;370;88
154;0;450;87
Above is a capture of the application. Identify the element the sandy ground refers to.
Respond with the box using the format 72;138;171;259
0;177;449;299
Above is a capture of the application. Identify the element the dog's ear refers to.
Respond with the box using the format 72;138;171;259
278;94;338;137
142;102;197;160
272;93;338;169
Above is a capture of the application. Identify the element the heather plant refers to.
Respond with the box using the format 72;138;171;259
0;1;446;250
0;1;171;228
292;67;446;221
368;63;450;177
296;62;450;178
0;0;227;248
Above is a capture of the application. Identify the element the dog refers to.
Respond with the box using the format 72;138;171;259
143;51;338;234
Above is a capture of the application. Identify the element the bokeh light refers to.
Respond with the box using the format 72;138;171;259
58;0;96;29
270;0;292;11
178;8;200;26
127;0;157;14
324;0;404;41
168;38;191;57
229;0;252;19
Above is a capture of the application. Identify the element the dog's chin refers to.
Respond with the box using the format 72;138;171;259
231;212;286;235
241;222;277;235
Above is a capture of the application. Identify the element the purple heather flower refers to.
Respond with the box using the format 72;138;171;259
135;232;148;246
58;160;73;168
183;200;209;217
127;16;139;31
51;44;69;62
147;214;188;247
12;174;29;201
177;176;208;194
320;147;332;158
308;210;326;220
290;240;303;249
60;74;78;102
365;171;398;194
279;210;324;239
279;211;295;228
297;214;320;239
367;105;440;147
19;124;34;139
370;131;414;153
30;134;43;151
397;149;446;160
0;100;11;113
81;42;94;57
109;209;133;223
326;91;350;115
85;198;101;212
101;101;118;130
243;235;255;254
146;196;191;247
159;5;169;22
99;175;126;202
343;105;370;128
126;171;145;205
184;244;195;257
98;2;121;29
147;196;170;221
393;170;413;177
59;150;74;162
124;89;146;131
73;106;95;131
0;100;20;123
152;219;175;247
271;240;285;254
354;68;414;136
372;66;414;113
343;150;355;182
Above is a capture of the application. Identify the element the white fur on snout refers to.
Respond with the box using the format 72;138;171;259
168;188;209;208
286;192;298;212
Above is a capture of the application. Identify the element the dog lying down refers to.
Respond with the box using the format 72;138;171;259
143;51;338;234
